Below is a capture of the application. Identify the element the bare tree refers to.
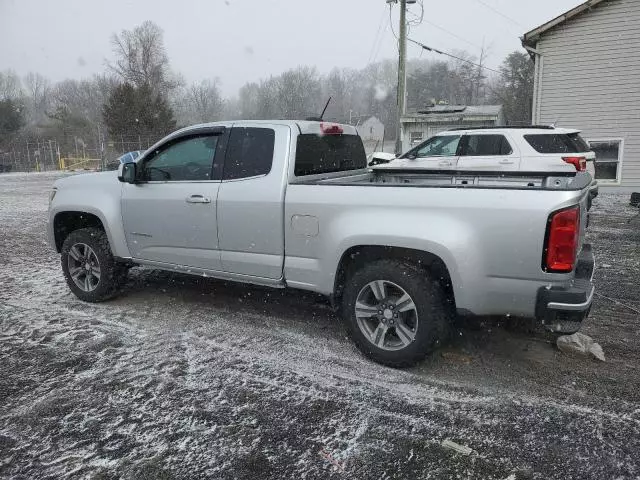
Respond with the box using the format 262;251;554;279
188;79;224;123
47;75;116;146
23;72;51;125
276;66;321;119
473;44;490;104
108;21;177;94
0;70;23;101
171;79;225;125
237;82;260;119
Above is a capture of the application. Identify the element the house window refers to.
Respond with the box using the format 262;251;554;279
588;139;623;182
410;132;423;145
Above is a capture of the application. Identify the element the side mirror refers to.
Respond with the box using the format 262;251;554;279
118;162;137;184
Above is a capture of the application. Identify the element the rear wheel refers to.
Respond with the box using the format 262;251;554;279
61;227;127;302
341;259;450;367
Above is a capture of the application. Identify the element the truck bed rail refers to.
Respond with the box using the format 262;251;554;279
294;169;592;191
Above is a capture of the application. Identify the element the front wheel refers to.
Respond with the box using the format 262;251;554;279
61;227;127;302
341;260;450;367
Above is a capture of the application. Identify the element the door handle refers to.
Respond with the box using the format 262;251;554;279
499;159;515;165
186;194;211;204
438;160;452;167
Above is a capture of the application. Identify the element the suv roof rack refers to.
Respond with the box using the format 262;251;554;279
448;125;554;131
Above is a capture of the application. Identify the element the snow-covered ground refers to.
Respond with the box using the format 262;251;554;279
1;172;639;479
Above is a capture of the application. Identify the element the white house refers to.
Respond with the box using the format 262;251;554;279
523;0;640;189
357;116;385;142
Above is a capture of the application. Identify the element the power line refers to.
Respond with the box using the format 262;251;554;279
407;0;424;27
407;38;502;74
473;0;523;27
394;2;486;57
368;6;388;64
389;3;399;41
371;21;390;63
421;19;481;51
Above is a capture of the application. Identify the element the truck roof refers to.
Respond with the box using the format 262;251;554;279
176;120;359;136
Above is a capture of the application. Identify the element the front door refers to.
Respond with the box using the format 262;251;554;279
398;134;461;169
121;130;226;271
456;133;520;171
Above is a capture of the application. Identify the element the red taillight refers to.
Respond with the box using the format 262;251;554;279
562;156;586;172
320;123;344;135
544;206;580;273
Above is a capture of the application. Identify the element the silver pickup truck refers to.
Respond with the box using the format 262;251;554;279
48;120;595;366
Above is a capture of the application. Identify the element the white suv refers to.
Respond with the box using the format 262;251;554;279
373;126;597;178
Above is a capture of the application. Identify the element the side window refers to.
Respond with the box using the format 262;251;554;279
409;135;461;158
589;139;622;181
143;135;219;181
223;127;275;180
462;135;513;156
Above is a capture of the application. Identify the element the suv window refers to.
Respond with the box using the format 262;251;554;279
143;135;219;181
295;134;366;176
524;133;591;154
223;127;275;180
405;135;461;158
461;134;513;156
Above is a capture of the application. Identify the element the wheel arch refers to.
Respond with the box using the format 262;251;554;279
53;211;108;253
332;245;455;309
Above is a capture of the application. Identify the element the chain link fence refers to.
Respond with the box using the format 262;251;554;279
0;135;158;173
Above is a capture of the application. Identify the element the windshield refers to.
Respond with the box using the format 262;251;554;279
295;134;366;176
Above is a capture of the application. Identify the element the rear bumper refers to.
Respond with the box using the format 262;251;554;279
535;244;595;333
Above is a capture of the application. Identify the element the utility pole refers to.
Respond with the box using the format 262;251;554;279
395;0;409;154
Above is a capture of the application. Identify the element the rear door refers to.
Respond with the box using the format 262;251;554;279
216;124;288;280
456;133;520;171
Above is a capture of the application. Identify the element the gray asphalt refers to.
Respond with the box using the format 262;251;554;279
0;172;639;480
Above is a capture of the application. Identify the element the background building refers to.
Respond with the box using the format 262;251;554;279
523;0;640;189
400;105;504;152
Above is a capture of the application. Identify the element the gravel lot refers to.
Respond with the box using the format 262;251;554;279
1;172;639;479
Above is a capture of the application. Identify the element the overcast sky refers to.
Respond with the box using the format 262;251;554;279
1;0;581;96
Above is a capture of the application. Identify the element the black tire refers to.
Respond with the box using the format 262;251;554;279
61;227;127;302
341;259;450;367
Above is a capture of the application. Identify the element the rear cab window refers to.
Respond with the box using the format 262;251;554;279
295;131;367;176
524;133;591;154
223;127;275;180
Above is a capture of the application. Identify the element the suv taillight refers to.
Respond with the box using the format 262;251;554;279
562;156;587;172
544;206;580;273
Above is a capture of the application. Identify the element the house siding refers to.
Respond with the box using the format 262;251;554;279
533;0;640;187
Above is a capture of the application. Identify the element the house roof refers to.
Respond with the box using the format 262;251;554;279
406;104;502;117
360;116;382;125
463;105;503;116
522;0;610;46
417;105;467;114
402;104;503;124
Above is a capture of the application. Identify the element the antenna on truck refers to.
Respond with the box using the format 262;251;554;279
305;96;332;122
320;96;332;120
